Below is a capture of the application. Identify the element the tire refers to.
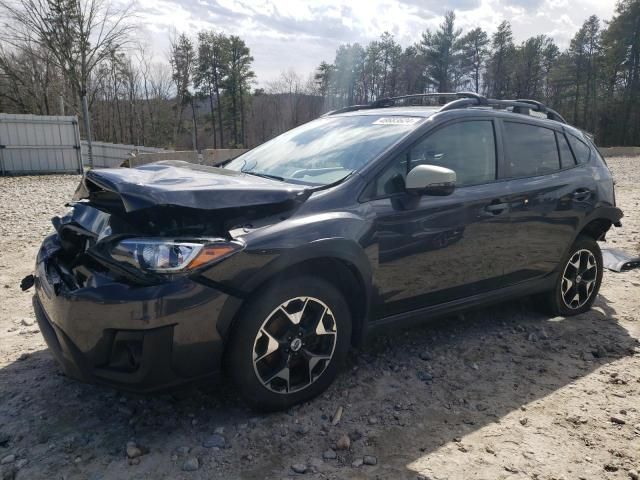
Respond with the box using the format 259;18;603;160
541;234;603;316
225;275;352;411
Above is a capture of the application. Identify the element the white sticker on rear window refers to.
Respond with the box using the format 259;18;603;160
372;117;421;125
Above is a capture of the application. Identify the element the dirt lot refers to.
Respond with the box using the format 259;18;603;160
0;158;639;480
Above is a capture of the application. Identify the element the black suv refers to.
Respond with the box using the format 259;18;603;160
29;93;623;410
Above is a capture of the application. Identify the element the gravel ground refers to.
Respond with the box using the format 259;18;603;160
0;159;639;480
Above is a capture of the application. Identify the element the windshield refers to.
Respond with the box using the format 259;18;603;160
225;115;422;186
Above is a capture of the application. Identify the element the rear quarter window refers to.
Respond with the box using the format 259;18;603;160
567;134;591;164
557;132;576;169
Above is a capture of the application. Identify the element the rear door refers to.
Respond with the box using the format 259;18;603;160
498;120;598;283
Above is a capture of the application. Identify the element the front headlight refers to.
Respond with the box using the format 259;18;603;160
109;238;242;273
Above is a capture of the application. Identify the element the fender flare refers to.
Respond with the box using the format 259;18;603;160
551;205;625;276
215;238;373;342
575;206;623;242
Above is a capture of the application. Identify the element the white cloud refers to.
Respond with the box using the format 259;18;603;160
135;0;618;85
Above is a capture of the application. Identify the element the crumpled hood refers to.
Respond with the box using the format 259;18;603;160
75;160;311;212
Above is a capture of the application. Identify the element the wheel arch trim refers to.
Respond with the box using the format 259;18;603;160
569;206;623;252
215;238;373;346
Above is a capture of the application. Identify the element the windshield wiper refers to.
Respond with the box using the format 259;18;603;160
242;171;285;182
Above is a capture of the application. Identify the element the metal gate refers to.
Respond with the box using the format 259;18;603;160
0;114;83;175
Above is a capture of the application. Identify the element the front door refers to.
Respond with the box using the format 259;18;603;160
363;119;514;319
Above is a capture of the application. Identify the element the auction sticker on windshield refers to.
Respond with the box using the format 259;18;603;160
372;117;422;125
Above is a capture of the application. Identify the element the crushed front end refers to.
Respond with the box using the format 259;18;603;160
31;206;232;391
27;162;311;392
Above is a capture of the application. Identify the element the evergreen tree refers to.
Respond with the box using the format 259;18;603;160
169;33;195;146
397;45;425;96
600;0;640;144
195;31;228;148
513;35;553;99
224;35;254;147
486;21;515;98
419;11;464;92
461;27;489;93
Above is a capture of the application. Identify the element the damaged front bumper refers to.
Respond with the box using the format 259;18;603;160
33;234;229;392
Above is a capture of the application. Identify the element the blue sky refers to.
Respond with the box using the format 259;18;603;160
136;0;617;85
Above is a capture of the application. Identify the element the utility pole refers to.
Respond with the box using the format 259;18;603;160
81;92;93;168
191;101;199;152
191;117;197;152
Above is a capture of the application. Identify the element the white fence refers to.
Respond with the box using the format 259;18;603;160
82;141;169;168
0;114;83;175
0;113;174;174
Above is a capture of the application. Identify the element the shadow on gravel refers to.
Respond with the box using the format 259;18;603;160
0;294;637;480
359;294;638;479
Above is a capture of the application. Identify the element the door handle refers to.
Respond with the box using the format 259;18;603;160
572;188;592;201
485;200;509;215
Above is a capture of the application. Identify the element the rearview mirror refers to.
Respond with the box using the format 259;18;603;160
406;164;456;196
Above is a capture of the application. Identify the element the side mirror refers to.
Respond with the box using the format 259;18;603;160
406;164;456;196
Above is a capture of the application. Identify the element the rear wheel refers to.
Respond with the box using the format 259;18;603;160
225;275;351;411
541;235;603;316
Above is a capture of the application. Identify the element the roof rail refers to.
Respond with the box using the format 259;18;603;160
369;92;486;108
323;92;486;117
514;99;567;123
439;97;567;124
322;104;375;116
324;92;567;124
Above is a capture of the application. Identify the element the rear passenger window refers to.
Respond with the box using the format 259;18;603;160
503;122;560;177
557;133;576;169
567;134;591;164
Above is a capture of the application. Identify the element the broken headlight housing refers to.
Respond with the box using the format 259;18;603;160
109;238;242;273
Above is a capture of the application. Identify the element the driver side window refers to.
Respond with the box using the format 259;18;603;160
374;120;497;196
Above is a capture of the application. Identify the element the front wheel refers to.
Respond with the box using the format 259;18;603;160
542;235;603;316
225;275;351;411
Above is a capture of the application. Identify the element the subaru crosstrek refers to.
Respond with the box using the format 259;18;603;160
25;93;623;410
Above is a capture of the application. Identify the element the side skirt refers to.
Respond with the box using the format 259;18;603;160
366;274;556;336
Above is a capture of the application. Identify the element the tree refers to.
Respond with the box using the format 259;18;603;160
419;11;464;92
512;35;552;99
314;60;335;109
541;40;560;102
195;31;228;148
332;43;366;106
2;3;640;150
0;43;60;114
568;21;586;124
0;0;135;166
583;16;601;132
267;69;320;132
600;0;640;144
357;33;401;101
486;21;515;98
396;46;424;96
223;35;254;147
169;33;196;148
461;27;489;93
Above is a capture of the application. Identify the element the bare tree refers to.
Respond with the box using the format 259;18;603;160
0;41;59;113
0;0;135;165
